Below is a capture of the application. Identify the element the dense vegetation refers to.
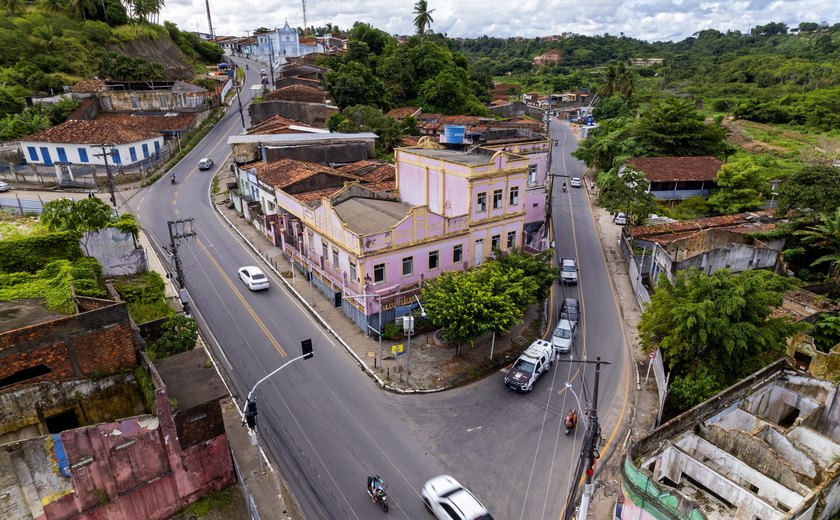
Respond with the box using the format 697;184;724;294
321;23;492;114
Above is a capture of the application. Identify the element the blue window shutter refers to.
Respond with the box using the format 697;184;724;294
129;147;137;162
78;148;88;162
111;149;121;164
27;147;38;161
57;147;67;162
142;144;149;158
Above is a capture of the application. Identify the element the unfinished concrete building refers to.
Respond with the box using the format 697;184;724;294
620;359;840;519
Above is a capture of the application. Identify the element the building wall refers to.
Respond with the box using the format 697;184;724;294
674;243;780;275
98;90;207;112
84;228;146;276
19;137;164;166
0;359;233;520
249;99;337;127
0;300;136;390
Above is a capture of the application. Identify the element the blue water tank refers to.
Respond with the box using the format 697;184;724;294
443;125;466;144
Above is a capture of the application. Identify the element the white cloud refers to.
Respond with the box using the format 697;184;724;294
159;0;835;42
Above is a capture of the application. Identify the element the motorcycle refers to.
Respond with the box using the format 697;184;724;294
170;172;176;184
366;475;389;513
562;183;567;192
564;410;577;435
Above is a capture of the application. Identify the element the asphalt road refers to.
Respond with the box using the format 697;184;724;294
123;63;631;520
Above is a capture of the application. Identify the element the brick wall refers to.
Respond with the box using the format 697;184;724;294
0;301;137;390
175;400;225;450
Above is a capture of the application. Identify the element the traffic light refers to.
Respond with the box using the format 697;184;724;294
301;339;313;359
245;399;258;429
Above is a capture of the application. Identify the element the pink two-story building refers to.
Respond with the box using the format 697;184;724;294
279;140;530;332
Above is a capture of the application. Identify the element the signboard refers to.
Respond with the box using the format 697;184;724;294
391;344;404;355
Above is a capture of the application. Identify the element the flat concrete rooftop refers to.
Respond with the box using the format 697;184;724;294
333;197;411;236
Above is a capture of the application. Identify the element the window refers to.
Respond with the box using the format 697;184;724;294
349;261;357;282
453;244;463;263
129;146;137;162
141;143;149;158
493;189;503;209
27;147;38;161
130;96;140;109
476;192;487;212
528;165;537;184
509;186;519;206
56;147;67;162
307;229;314;249
402;256;413;276
153;141;160;155
78;148;89;163
111;149;121;164
507;231;517;249
332;248;339;268
322;243;328;261
428;250;439;270
491;234;501;250
374;263;385;283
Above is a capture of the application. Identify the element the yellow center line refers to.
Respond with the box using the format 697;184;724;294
195;237;287;357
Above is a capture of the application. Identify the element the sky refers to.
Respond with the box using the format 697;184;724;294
160;0;835;43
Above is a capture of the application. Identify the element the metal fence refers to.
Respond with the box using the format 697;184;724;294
0;194;50;215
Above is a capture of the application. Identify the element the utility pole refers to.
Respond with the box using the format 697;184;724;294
91;144;118;214
235;87;246;128
302;0;308;37
166;218;196;316
557;356;610;520
267;37;276;90
204;0;215;42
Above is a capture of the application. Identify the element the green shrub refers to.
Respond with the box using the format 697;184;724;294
146;315;198;358
0;231;82;273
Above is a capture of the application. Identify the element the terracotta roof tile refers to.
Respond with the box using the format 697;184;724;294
387;107;421;119
264;84;326;103
246;115;316;135
253;159;360;190
71;79;104;93
296;187;343;203
626;156;723;182
629;210;775;239
23;119;160;145
96;112;197;133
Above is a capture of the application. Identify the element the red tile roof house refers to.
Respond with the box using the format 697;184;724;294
18;119;164;168
623;156;723;201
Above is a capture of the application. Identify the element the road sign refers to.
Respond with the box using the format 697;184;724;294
392;344;404;355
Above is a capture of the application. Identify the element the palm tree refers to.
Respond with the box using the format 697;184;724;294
2;0;24;15
40;0;64;15
68;0;96;19
413;0;435;37
797;208;840;285
600;61;635;102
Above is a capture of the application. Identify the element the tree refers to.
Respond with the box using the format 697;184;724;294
40;198;114;255
777;166;840;215
413;0;435;36
596;167;658;225
796;209;840;285
600;61;635;101
0;87;25;118
328;105;403;153
147;314;198;358
635;97;732;159
493;248;556;301
1;0;24;15
707;156;765;214
592;96;631;121
323;62;387;110
67;0;95;19
639;268;801;411
422;261;534;355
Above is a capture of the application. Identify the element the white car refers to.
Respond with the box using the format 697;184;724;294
198;157;214;170
421;475;494;520
0;181;10;192
560;258;578;285
614;212;628;226
570;177;582;188
552;319;576;354
238;266;269;291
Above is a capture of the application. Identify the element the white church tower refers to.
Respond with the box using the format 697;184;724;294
276;21;301;58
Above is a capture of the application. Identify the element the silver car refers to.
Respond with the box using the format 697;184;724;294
560;258;578;285
552;319;576;354
421;475;494;520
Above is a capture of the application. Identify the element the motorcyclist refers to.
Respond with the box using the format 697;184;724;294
170;171;176;184
562;182;567;192
367;475;385;502
246;64;249;70
565;409;578;432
